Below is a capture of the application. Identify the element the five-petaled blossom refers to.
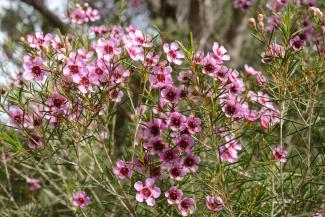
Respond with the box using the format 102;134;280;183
206;195;224;212
163;42;184;65
134;178;161;206
113;160;133;180
72;191;90;208
272;145;288;163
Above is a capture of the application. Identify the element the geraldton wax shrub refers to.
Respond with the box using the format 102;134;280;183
0;1;324;217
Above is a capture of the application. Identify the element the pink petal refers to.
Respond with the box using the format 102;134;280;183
134;181;143;191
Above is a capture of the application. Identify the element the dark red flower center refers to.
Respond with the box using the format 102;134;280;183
120;167;129;176
32;66;42;76
141;187;151;198
169;191;178;200
69;65;79;74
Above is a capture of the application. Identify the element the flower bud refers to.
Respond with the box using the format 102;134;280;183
257;22;264;31
258;14;264;22
248;18;257;29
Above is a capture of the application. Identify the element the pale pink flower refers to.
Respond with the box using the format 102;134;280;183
272;145;288;163
96;38;121;61
163;42;184;65
113;160;133;180
129;30;152;47
167;112;187;131
26;177;41;192
134;178;161;206
244;64;260;76
144;52;159;67
149;66;173;89
168;163;187;180
144;137;167;155
182;152;200;173
165;186;183;204
212;42;230;63
72;191;90;208
178;197;196;216
86;7;100;21
176;134;195;152
126;45;144;61
186;115;202;134
46;92;67;112
161;86;180;104
206;195;224;212
28;133;43;150
9;107;26;127
70;8;88;24
23;56;47;81
26;32;51;50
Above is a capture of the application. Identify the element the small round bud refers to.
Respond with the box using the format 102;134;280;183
84;2;89;8
258;14;264;22
257;21;264;31
248;18;257;29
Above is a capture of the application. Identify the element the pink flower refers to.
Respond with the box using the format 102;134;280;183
88;60;109;84
113;160;133;180
212;42;230;63
134;178;161;206
261;43;285;64
219;145;238;163
178;70;193;84
149;66;173;89
9;107;26;127
110;66;130;84
70;8;88;24
144;137;167;155
178;197;196;216
144;52;159;67
109;88;124;102
165;186;183;204
161;86;180;104
313;213;324;217
144;119;166;138
176;134;195;152
226;80;245;95
78;74;93;93
244;64;260;76
126;45;144;61
168;163;186;180
23;56;47;81
160;148;180;166
193;51;205;65
245;109;260;122
233;0;254;11
96;38;121;61
63;54;88;83
182;152;200;173
272;145;288;163
26;32;51;50
28;133;43;150
202;56;220;77
186;115;202;134
72;191;90;208
290;35;306;51
221;96;244;119
167;112;187;131
163;42;184;65
26;177;41;192
46;92;67;112
206;195;224;212
129;30;153;47
86;7;100;21
256;72;267;85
